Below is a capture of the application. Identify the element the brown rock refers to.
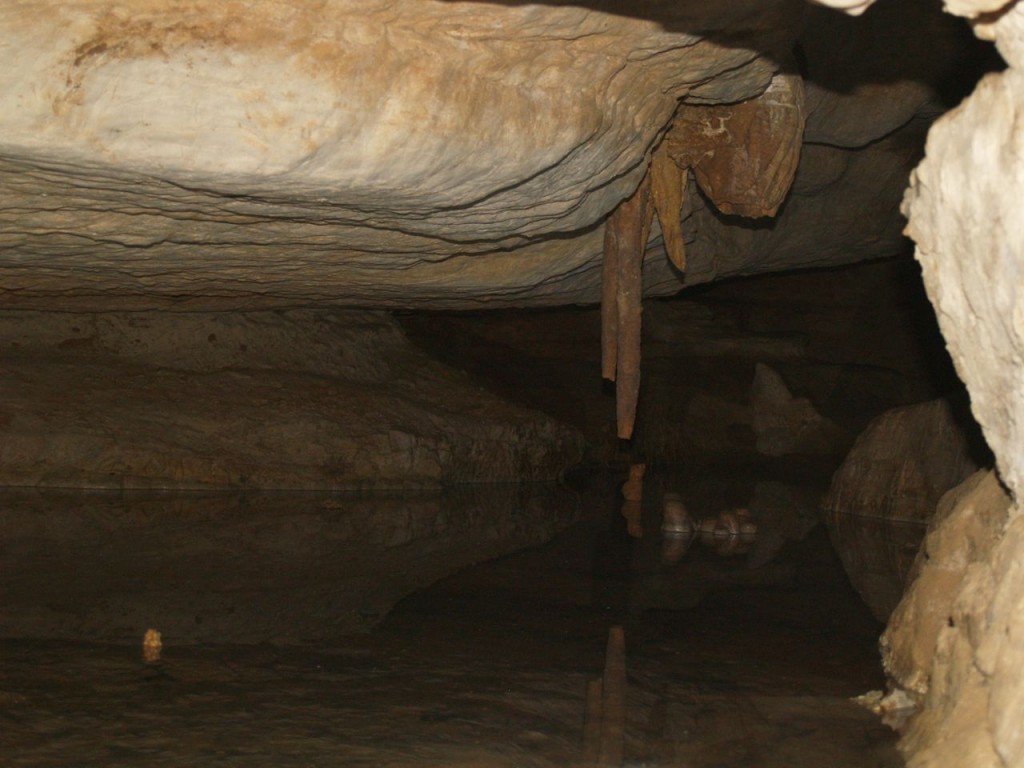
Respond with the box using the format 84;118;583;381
881;470;1009;696
0;309;584;489
750;363;844;457
880;470;1012;767
824;398;986;621
669;70;806;218
0;2;963;310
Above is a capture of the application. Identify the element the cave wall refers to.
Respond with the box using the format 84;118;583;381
810;0;1024;765
0;309;583;489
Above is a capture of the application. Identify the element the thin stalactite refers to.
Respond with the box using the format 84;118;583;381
601;208;621;383
602;171;652;440
651;141;687;272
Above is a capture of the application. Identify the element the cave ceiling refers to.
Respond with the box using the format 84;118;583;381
0;0;968;310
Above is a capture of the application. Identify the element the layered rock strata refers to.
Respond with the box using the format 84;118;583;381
0;0;967;310
0;310;584;489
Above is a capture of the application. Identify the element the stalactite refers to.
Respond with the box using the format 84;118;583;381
600;211;621;383
601;71;805;443
601;171;653;440
651;141;687;272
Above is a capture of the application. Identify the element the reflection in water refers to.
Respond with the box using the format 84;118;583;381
618;476;850;618
825;511;927;622
0;484;578;643
0;471;901;768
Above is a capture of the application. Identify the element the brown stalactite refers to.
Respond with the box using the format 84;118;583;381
651;141;687;272
601;212;621;383
603;69;806;440
601;169;652;440
615;171;652;440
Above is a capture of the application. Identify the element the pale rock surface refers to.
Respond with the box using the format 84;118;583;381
0;0;963;309
894;1;1024;765
0;310;584;489
0;0;777;309
904;6;1024;500
882;470;1008;694
880;470;1011;768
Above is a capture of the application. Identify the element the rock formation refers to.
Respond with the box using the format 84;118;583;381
0;309;583;489
0;0;1018;762
750;363;844;457
814;0;1024;764
0;0;965;311
824;398;985;621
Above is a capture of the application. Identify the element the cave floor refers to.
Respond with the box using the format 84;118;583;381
0;470;902;767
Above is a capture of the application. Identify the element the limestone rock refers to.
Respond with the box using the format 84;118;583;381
0;0;786;310
750;363;844;456
824;398;985;621
904;8;1024;498
825;399;985;525
882;470;1009;695
0;1;964;310
879;470;1012;768
894;4;1024;765
0;310;584;489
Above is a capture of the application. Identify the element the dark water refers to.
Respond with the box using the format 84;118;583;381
0;472;903;767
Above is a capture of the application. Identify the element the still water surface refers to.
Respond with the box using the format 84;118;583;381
1;471;906;766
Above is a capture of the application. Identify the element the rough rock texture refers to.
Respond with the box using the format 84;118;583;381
904;5;1024;501
667;69;806;219
0;0;969;310
880;470;1012;767
0;310;584;489
881;471;1009;694
823;398;984;621
883;1;1024;765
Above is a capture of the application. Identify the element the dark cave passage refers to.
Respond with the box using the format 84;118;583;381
1;256;979;767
